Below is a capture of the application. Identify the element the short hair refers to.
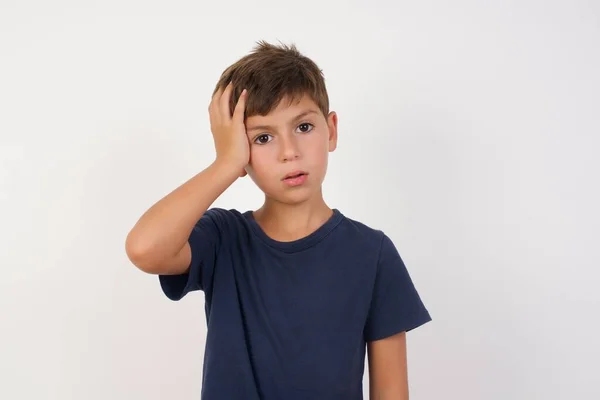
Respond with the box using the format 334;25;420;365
213;40;329;119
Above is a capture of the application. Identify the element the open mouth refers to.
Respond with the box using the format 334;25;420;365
283;171;308;180
285;173;305;179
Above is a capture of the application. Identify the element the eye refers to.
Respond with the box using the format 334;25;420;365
297;122;314;133
254;134;272;145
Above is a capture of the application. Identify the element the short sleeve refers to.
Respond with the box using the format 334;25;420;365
364;233;432;341
158;208;225;301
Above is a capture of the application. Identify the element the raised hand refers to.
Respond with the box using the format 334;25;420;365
208;81;249;177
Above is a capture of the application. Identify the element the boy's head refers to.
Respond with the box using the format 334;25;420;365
214;40;338;206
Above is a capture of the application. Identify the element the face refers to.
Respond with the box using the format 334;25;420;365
243;94;338;205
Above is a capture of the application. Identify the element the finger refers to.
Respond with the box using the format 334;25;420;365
209;84;224;117
219;81;234;120
209;96;219;126
209;102;217;128
216;80;229;96
232;89;248;123
219;80;233;98
211;83;225;106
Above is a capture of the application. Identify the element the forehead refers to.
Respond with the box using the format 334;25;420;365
245;94;321;126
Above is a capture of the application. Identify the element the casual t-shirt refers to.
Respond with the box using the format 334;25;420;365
159;208;431;400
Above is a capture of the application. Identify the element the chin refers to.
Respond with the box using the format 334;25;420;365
260;187;315;205
281;193;314;205
252;173;323;203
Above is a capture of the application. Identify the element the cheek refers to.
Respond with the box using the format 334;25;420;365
304;135;329;164
248;146;275;176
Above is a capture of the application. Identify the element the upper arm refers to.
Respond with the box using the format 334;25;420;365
127;236;192;276
363;233;432;341
159;241;192;275
363;233;431;398
158;208;226;300
367;331;408;400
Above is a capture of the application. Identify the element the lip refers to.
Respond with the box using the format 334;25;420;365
282;170;308;180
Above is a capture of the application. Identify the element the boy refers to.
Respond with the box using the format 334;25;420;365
126;40;431;399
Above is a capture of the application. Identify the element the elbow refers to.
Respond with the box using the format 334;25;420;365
125;234;161;274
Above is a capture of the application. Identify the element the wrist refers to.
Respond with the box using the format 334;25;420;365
212;157;246;176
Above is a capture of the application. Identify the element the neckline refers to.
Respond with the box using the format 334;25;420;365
243;208;344;253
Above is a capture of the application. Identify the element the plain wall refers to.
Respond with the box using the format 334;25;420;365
1;1;599;399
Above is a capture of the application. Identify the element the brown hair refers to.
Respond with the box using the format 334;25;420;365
213;40;329;119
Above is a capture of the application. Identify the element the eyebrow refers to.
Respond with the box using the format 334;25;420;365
246;110;319;132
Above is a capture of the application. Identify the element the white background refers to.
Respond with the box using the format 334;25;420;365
1;1;599;399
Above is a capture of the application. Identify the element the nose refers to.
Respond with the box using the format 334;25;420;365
279;135;300;162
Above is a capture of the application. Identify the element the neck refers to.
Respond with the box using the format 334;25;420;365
253;193;333;242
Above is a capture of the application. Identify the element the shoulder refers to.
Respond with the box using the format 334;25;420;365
335;211;391;258
337;211;407;264
195;207;250;234
338;212;386;244
200;207;246;222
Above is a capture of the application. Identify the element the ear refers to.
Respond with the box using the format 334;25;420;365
327;111;338;152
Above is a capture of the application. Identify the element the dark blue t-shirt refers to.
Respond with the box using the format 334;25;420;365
159;208;431;399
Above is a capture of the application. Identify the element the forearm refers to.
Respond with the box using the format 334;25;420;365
125;158;240;268
369;389;409;400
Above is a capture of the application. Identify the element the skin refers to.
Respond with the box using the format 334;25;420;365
243;93;338;241
243;91;410;399
368;331;409;399
125;82;409;398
